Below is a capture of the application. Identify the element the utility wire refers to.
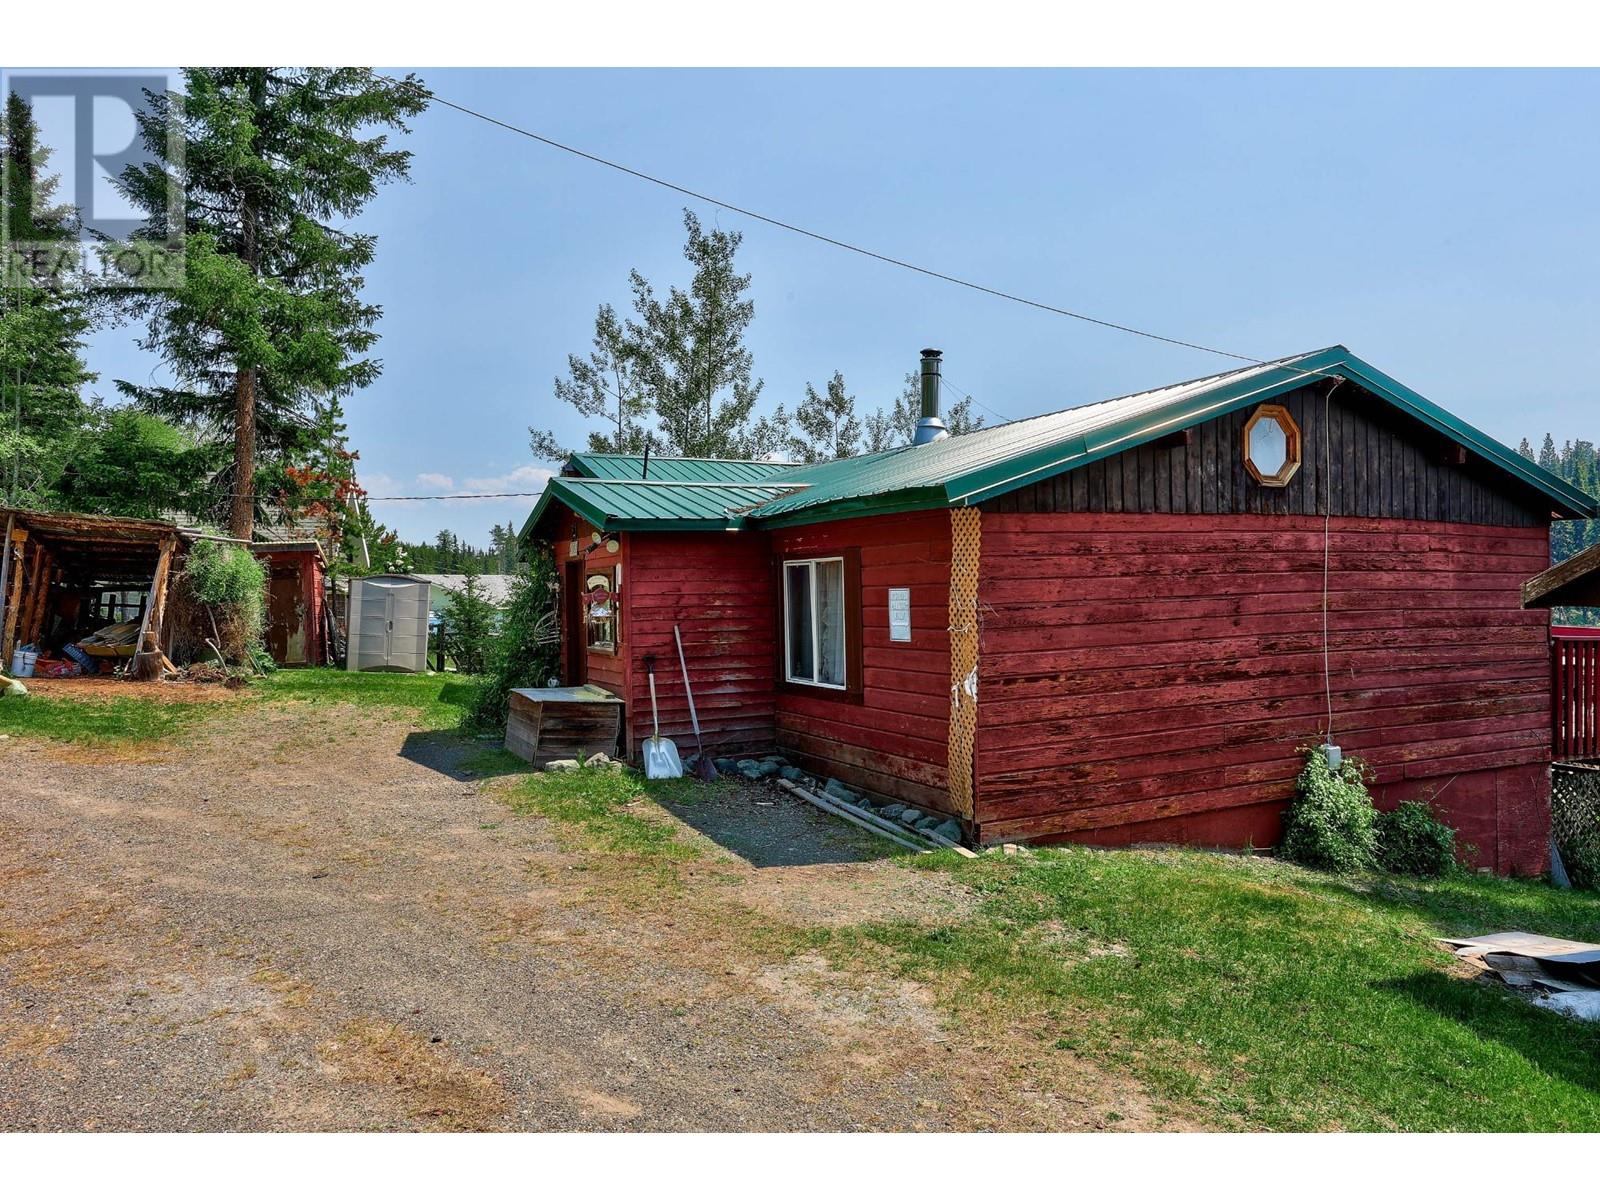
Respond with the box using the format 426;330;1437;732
939;374;1013;424
395;77;1339;382
365;491;547;501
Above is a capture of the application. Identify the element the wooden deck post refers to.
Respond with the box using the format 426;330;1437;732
1;527;29;664
22;553;57;648
19;545;53;649
131;535;177;680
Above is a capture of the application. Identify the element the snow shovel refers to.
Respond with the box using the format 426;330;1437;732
642;659;682;779
674;625;718;781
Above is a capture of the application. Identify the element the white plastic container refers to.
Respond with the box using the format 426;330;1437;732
10;648;39;678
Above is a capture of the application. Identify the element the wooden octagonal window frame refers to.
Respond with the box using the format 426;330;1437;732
1242;403;1302;487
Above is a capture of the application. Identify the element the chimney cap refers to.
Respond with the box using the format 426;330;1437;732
921;347;942;359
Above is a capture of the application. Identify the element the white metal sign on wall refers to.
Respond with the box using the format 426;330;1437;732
887;587;912;642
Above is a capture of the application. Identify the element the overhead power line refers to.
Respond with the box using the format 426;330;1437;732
365;491;546;501
392;77;1320;377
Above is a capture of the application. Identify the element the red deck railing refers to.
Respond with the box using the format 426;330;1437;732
1554;626;1600;761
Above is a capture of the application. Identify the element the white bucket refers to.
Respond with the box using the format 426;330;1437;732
10;649;38;678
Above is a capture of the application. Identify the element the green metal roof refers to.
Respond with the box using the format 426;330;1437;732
564;452;798;483
521;347;1595;538
745;346;1596;524
522;476;804;535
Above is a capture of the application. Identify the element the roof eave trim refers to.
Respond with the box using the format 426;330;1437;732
1331;358;1596;519
944;349;1597;518
946;351;1351;507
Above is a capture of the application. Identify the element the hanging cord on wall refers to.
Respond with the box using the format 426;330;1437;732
1321;377;1345;742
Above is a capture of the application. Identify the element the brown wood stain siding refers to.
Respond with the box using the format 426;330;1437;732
1000;384;1548;526
622;531;778;759
770;511;954;813
971;510;1553;872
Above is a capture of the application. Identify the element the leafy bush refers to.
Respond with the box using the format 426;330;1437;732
1375;801;1458;877
467;550;560;731
182;538;267;665
1280;749;1377;873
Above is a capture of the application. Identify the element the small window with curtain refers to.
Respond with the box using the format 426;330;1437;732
584;569;617;651
784;557;846;688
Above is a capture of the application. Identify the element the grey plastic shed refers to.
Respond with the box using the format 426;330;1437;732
346;575;432;673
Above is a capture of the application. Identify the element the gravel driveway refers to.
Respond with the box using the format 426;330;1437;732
0;692;1154;1131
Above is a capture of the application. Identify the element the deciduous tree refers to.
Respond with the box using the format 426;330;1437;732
786;371;861;463
530;302;651;460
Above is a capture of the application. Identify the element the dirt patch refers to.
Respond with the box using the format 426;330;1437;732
317;1018;508;1132
757;952;948;1039
19;676;246;704
737;860;979;927
1;1019;72;1067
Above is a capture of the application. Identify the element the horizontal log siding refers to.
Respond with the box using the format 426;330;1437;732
770;512;953;812
622;531;777;759
972;512;1552;871
988;383;1549;527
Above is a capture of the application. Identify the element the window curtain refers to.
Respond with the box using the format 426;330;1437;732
815;559;845;686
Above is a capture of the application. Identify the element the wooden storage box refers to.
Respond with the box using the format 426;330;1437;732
505;686;624;766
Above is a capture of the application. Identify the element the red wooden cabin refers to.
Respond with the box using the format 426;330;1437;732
522;347;1596;874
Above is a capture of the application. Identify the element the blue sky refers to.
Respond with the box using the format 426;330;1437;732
81;68;1600;544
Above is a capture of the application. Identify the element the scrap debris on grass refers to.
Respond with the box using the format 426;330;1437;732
1443;931;1600;1021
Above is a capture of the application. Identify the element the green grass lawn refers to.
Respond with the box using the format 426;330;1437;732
257;668;483;730
0;668;485;746
811;847;1600;1131
0;692;209;745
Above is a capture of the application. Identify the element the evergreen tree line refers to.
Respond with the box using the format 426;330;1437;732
0;70;425;577
1518;434;1600;563
1518;434;1600;625
531;210;984;466
397;523;521;575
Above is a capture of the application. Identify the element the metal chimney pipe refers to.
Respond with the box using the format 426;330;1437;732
913;348;949;446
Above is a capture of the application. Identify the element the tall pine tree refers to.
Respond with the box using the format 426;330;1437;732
0;90;94;506
116;69;426;538
1521;430;1600;624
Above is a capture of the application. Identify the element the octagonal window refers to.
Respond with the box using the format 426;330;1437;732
1243;404;1302;487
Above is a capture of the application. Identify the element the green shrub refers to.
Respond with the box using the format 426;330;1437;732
1374;800;1457;877
182;539;267;664
467;551;560;731
1565;839;1600;891
1280;749;1377;873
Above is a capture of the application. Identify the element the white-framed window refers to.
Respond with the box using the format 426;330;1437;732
783;557;846;689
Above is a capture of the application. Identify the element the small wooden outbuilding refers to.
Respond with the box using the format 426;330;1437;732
522;347;1595;873
0;507;340;674
0;507;188;679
